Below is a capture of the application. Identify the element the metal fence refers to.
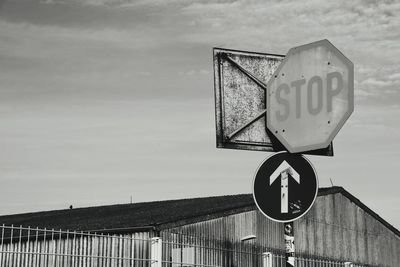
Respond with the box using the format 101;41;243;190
263;253;363;267
160;231;262;267
0;224;154;267
0;225;373;267
160;232;371;267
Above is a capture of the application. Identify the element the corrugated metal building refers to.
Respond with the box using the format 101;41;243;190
0;186;399;267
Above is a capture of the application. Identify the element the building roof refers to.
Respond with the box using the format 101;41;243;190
0;186;399;237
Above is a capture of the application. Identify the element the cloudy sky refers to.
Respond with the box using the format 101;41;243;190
0;0;399;229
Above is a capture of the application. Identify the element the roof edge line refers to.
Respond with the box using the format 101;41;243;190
335;187;400;237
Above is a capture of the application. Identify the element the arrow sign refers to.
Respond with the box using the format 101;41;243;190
253;152;318;223
269;161;300;213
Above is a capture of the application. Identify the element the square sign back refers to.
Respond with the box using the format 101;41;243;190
213;47;333;156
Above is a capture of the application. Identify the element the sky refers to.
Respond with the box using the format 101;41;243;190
0;0;399;229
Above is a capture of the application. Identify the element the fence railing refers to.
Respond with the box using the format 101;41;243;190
0;224;154;267
263;252;363;267
0;225;373;267
159;231;371;267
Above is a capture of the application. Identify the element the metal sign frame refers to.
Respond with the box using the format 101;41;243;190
213;47;333;156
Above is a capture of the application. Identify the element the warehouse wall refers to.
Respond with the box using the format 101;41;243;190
294;193;400;267
165;192;400;267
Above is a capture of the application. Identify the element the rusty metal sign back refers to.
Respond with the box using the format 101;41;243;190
213;48;333;156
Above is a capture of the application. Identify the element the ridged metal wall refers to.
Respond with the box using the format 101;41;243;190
165;193;400;267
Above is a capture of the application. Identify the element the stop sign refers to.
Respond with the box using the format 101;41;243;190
266;39;354;153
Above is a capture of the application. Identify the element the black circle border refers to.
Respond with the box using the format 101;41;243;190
252;151;319;223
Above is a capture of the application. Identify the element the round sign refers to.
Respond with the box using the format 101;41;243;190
266;39;354;153
253;152;318;222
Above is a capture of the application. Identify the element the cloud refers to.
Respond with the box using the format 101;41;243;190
177;0;400;51
388;72;400;80
0;18;174;82
178;69;210;76
355;64;400;101
2;0;399;104
0;20;160;56
39;0;233;8
173;0;400;104
137;71;151;76
362;78;396;87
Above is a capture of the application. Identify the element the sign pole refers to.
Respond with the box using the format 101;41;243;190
284;222;295;267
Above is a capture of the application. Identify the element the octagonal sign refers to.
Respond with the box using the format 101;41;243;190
266;39;354;153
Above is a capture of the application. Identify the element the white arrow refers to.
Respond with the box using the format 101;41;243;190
270;161;300;213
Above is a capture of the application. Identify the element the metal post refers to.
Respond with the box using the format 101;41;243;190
262;252;273;267
284;222;295;267
151;237;162;267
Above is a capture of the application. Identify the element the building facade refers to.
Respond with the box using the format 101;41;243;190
0;187;399;266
